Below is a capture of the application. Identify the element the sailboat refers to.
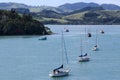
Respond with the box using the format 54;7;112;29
87;33;91;37
87;29;92;37
38;32;47;40
49;31;69;77
65;29;69;32
92;29;98;51
100;29;104;34
78;39;90;62
64;28;69;32
78;28;90;62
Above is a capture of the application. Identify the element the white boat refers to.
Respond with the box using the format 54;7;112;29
92;45;98;51
100;29;104;34
49;65;69;77
49;70;69;77
49;31;69;77
78;33;90;62
64;28;69;32
78;53;90;62
38;32;47;40
92;30;98;51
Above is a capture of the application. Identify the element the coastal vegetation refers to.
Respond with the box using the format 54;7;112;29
0;10;52;35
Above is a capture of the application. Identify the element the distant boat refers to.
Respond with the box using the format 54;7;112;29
38;36;47;40
87;28;92;37
92;45;98;51
65;29;69;32
87;32;91;37
92;30;98;51
78;39;90;62
64;28;69;32
38;32;47;40
78;28;90;62
49;31;69;77
100;29;104;34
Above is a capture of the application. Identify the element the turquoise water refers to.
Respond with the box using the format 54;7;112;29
0;25;120;80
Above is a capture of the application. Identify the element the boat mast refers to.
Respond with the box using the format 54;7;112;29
61;31;68;65
95;29;98;46
85;27;87;54
80;38;83;56
61;31;64;65
63;31;68;64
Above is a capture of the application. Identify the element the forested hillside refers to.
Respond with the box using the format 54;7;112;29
0;10;51;35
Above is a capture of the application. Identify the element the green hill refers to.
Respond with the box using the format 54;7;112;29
63;10;120;24
37;9;120;25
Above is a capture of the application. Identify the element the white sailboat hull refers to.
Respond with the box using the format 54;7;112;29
78;56;90;62
92;47;98;51
49;69;69;77
100;30;104;34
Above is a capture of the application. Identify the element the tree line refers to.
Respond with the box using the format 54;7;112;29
0;10;51;35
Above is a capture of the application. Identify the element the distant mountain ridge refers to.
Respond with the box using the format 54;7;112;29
58;2;120;12
0;2;29;10
58;2;99;12
101;4;120;10
0;2;120;12
0;2;63;13
1;2;120;25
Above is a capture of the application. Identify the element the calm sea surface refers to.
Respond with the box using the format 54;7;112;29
0;25;120;80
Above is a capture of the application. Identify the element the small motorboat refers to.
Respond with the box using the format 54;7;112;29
38;36;47;40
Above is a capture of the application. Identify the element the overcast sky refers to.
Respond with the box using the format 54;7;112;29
0;0;120;6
